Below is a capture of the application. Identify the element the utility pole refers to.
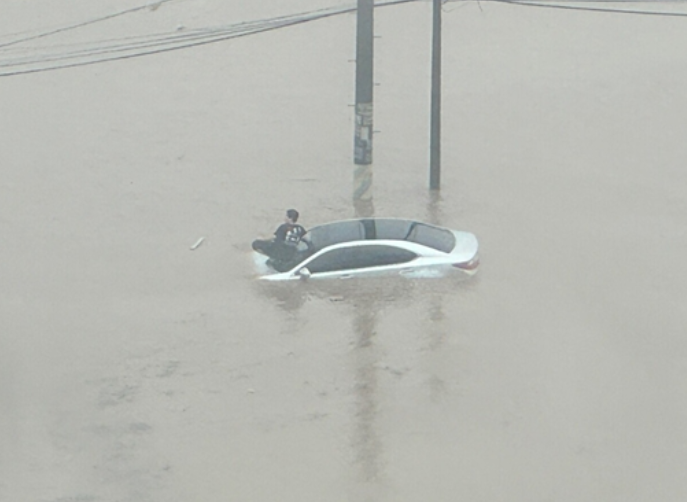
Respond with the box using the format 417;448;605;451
354;0;374;166
429;0;442;190
353;0;374;217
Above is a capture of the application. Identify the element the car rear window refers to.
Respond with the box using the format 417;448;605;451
306;245;417;274
406;224;455;253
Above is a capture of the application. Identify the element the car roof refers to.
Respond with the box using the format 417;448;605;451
305;218;456;253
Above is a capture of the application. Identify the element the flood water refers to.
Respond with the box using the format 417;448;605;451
2;1;687;501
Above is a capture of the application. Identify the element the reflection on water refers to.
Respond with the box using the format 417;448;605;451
353;196;375;220
254;280;311;314
424;189;448;390
255;273;472;308
350;299;381;486
425;189;443;226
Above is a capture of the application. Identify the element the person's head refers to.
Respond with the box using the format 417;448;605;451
286;209;299;223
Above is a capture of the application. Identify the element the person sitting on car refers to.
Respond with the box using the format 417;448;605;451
252;209;307;265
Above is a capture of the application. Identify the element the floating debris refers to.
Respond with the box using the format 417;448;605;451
190;237;205;250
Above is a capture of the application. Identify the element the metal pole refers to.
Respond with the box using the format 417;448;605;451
354;0;374;166
429;0;442;190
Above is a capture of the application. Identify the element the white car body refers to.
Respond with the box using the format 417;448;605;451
253;218;479;282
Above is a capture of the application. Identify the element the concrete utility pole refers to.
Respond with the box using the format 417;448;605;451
353;0;374;217
429;0;442;190
354;0;374;166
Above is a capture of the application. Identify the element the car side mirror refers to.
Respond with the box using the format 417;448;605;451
298;267;311;279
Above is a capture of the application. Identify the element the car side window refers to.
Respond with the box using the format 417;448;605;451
305;245;417;274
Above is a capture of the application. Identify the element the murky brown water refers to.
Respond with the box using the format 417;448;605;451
3;1;687;501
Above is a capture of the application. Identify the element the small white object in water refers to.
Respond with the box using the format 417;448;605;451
190;237;205;250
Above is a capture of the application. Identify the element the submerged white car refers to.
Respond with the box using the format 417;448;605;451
254;218;479;281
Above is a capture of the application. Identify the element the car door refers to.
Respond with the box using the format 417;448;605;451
296;244;418;280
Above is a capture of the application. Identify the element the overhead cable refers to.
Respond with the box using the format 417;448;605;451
0;0;416;77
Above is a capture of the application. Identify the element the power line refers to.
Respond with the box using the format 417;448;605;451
0;0;182;50
2;0;685;77
0;0;417;77
490;0;687;16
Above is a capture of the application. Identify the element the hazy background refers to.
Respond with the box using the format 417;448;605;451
2;1;687;501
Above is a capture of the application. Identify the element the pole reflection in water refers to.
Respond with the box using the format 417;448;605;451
353;175;374;220
350;297;381;488
351;184;381;495
424;190;448;402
